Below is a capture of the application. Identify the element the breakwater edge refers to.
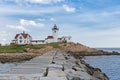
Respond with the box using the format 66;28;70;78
0;49;109;80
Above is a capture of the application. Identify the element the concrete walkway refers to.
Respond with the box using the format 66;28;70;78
0;50;93;80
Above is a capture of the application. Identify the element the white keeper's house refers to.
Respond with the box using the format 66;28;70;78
11;24;72;45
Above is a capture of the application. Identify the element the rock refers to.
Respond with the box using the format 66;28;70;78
72;65;85;71
93;68;109;80
71;77;81;80
0;74;41;80
48;64;63;71
64;69;93;80
40;77;67;80
47;70;66;77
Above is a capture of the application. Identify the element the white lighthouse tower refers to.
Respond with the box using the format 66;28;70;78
52;24;59;42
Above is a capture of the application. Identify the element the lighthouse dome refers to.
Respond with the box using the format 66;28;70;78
52;24;59;30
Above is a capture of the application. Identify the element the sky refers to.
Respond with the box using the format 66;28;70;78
0;0;120;47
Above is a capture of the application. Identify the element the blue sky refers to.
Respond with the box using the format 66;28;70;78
0;0;120;47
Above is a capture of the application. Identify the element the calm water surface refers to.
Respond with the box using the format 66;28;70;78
85;48;120;80
0;63;17;73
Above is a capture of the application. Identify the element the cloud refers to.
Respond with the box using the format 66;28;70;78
24;0;64;4
1;0;64;4
50;18;56;21
20;19;45;27
63;4;76;12
100;11;120;17
0;31;9;45
37;18;46;21
7;25;27;31
0;5;62;17
7;19;45;31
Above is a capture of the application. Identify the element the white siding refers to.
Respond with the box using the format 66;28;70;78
32;41;45;45
46;39;54;43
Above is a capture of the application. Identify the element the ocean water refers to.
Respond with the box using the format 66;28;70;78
97;48;120;52
0;63;17;73
85;48;120;80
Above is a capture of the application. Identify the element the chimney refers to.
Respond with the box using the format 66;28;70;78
23;31;25;34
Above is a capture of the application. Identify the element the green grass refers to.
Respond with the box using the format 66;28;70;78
0;44;45;53
26;45;45;49
0;43;61;53
50;43;60;48
0;45;26;53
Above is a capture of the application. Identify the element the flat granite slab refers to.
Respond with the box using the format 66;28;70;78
40;77;67;80
5;68;46;74
0;74;42;80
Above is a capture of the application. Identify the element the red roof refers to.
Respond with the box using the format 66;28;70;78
14;32;31;39
15;34;19;39
47;36;53;39
21;33;29;38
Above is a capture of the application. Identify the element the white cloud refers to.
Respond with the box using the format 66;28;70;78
37;18;46;21
0;31;9;45
50;18;56;21
0;4;62;17
7;19;45;31
101;11;120;16
63;4;76;12
20;19;36;26
7;25;27;31
24;0;64;4
20;19;45;27
7;0;64;4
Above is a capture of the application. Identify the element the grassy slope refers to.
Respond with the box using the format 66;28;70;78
0;43;59;53
0;42;117;63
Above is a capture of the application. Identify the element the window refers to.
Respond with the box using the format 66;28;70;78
20;40;22;43
19;36;22;39
54;31;56;33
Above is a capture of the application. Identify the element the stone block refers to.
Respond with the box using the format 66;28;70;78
40;77;67;80
64;69;93;80
48;64;63;70
0;74;41;80
47;70;66;77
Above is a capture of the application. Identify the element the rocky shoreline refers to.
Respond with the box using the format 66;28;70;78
67;50;120;56
60;42;120;56
67;51;109;80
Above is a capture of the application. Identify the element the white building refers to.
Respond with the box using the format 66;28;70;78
61;36;72;42
31;40;45;45
11;24;72;45
52;24;59;42
11;31;32;45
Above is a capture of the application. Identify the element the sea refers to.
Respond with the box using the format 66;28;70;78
85;48;120;80
0;48;120;80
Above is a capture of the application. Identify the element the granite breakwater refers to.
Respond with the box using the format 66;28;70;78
0;50;109;80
